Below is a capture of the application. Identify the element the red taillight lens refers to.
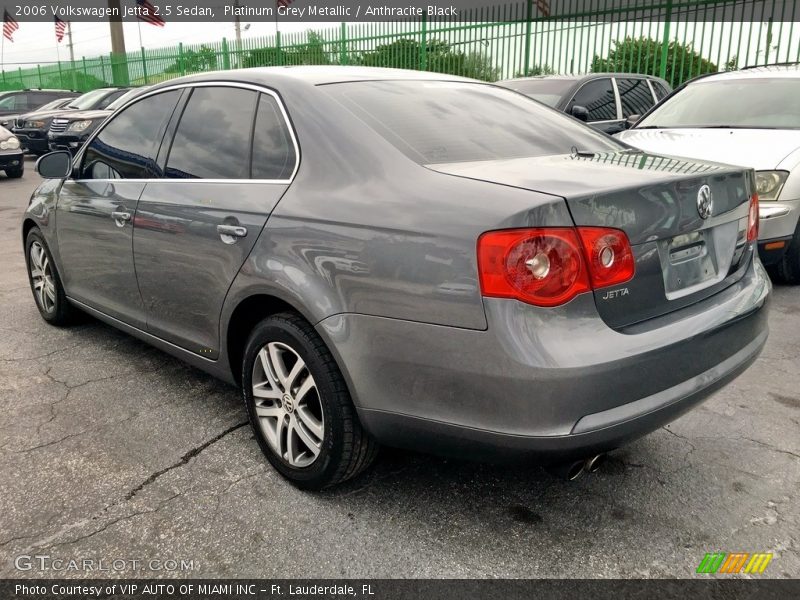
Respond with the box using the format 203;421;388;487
477;227;634;308
577;227;635;289
747;193;759;243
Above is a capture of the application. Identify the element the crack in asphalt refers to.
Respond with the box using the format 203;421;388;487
124;421;248;501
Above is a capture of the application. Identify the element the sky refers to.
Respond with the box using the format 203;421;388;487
0;20;320;67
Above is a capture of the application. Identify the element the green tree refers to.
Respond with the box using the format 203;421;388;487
515;64;556;77
243;31;331;68
358;38;499;81
164;44;218;74
591;36;718;87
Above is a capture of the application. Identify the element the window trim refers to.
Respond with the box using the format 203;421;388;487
613;76;657;118
71;81;301;185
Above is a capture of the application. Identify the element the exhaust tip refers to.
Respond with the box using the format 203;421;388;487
584;454;606;473
546;459;585;481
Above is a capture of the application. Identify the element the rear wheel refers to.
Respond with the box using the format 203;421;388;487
771;225;800;285
25;228;75;325
242;313;378;490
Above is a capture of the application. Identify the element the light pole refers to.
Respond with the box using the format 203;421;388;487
107;0;129;85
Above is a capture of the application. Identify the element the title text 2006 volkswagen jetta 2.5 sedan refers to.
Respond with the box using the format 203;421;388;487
24;67;770;489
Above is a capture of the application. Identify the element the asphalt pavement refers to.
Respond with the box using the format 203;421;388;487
0;160;798;578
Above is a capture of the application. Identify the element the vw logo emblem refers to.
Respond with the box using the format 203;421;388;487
697;185;713;219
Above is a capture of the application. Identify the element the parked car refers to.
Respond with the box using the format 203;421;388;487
0;97;76;130
617;65;800;283
25;67;769;489
12;87;129;156
497;73;671;134
0;125;23;178
0;89;78;119
48;87;150;155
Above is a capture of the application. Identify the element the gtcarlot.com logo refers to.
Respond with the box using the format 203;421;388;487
14;554;195;573
696;552;773;574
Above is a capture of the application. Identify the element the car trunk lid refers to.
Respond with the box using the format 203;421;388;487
429;151;755;329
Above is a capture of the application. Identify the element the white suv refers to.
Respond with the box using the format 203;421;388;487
617;65;800;283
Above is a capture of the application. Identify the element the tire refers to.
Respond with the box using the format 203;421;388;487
242;312;378;490
24;227;76;325
771;225;800;285
5;166;23;178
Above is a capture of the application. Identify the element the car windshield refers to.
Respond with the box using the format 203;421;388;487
325;80;623;164
498;79;575;107
106;88;147;111
68;89;112;110
33;98;71;111
637;77;800;129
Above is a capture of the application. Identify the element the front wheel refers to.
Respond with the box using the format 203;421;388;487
242;313;378;490
4;166;23;178
25;227;76;325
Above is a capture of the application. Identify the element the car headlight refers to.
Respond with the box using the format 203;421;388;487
755;171;789;201
24;120;45;129
0;136;20;150
67;120;94;133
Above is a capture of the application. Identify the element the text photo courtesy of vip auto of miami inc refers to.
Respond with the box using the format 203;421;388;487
0;0;798;597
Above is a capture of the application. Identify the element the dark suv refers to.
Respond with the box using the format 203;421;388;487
0;89;78;118
497;73;671;134
48;87;149;155
12;87;128;155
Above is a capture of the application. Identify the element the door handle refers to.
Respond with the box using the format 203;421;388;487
217;224;248;243
111;211;131;227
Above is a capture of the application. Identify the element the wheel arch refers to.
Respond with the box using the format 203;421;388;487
225;292;315;386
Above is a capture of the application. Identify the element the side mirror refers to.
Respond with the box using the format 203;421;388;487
625;114;641;129
35;151;72;179
570;105;590;122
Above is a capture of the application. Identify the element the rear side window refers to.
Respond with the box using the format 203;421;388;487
652;81;670;100
81;90;181;179
568;78;617;121
616;78;655;117
251;93;296;180
325;80;623;165
165;87;257;179
0;93;26;110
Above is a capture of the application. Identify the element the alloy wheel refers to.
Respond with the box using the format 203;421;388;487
251;342;324;468
29;241;56;314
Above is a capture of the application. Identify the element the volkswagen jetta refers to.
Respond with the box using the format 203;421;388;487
23;67;769;489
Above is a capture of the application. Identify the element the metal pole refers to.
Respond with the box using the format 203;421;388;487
659;0;673;80
523;0;533;76
234;0;242;69
67;22;78;90
107;0;129;85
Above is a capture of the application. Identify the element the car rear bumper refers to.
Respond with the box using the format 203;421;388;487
317;257;770;461
0;150;24;170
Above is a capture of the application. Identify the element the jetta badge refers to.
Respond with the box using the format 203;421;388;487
697;185;713;219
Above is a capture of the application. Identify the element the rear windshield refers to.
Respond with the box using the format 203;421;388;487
638;77;800;129
324;80;622;164
497;79;575;107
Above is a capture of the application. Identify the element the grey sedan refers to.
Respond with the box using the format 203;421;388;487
24;67;769;489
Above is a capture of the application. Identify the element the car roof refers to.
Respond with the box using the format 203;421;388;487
148;66;478;90
500;73;664;84
688;64;800;83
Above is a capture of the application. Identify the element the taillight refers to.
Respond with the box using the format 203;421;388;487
577;227;635;289
747;193;759;242
477;227;634;308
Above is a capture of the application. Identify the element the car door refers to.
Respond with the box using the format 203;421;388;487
615;77;658;125
55;89;182;328
565;78;621;134
133;84;298;357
